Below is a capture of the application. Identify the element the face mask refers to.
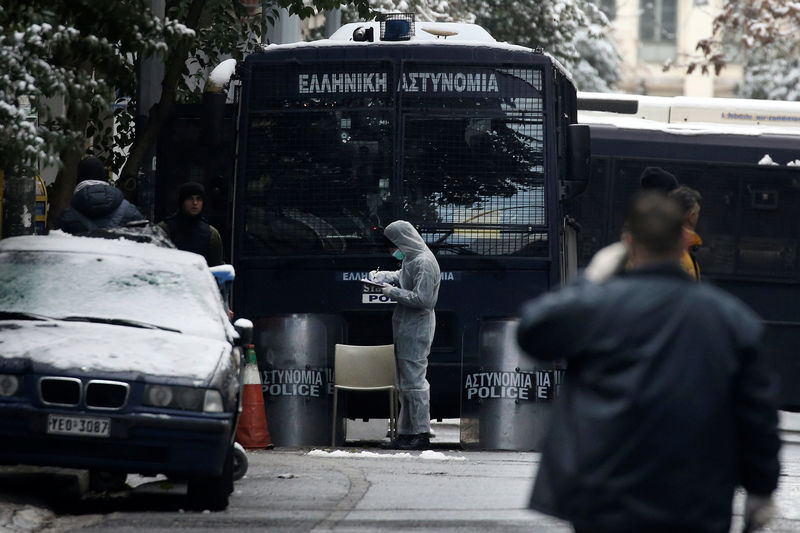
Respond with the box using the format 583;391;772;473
392;249;405;260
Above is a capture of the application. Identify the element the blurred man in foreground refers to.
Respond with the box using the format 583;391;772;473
517;192;780;533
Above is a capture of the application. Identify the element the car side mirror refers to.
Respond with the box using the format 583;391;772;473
233;318;254;346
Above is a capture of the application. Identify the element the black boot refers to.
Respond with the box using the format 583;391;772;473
396;433;430;450
380;434;411;449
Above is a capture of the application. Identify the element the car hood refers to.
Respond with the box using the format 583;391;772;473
0;320;231;382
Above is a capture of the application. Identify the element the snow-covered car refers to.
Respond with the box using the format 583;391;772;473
0;234;247;510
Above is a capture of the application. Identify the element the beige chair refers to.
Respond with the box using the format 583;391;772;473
331;344;398;447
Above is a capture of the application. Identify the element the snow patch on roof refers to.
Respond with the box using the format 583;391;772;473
261;22;542;57
579;112;800;138
207;58;237;92
256;23;571;82
329;22;495;43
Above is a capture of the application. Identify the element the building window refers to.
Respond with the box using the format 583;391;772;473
639;0;677;62
593;0;616;20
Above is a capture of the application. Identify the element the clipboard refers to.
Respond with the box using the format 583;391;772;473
360;278;386;288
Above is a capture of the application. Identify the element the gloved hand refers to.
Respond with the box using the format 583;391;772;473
369;270;388;283
381;285;394;297
743;493;776;532
584;241;629;283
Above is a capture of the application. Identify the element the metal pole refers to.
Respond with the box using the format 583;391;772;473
135;0;165;220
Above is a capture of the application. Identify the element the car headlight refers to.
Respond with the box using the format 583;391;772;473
144;384;173;407
203;390;224;413
0;374;20;397
144;384;224;412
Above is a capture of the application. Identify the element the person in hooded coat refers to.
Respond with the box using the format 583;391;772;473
369;220;440;450
669;184;703;281
55;157;144;234
516;192;780;533
158;181;223;267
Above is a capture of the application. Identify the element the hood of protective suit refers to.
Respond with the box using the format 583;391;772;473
384;220;429;259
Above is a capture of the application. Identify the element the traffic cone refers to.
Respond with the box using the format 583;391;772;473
236;344;273;449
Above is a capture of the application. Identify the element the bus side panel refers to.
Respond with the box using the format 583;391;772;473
567;137;800;411
715;279;800;411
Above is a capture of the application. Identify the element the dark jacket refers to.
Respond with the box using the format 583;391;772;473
158;213;223;267
56;182;144;234
517;263;780;533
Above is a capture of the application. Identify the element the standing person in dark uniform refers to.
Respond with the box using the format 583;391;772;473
55;157;145;234
159;181;223;267
517;192;780;533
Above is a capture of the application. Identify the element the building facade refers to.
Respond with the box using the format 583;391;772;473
598;0;743;97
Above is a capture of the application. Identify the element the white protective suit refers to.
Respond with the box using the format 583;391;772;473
374;220;440;436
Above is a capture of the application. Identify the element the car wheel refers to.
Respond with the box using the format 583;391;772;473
232;442;248;481
89;470;128;492
186;445;234;511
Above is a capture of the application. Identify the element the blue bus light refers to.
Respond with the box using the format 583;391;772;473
383;19;411;41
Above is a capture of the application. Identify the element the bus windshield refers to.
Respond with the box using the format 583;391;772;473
240;61;547;257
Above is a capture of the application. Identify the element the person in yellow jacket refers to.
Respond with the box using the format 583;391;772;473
668;185;703;280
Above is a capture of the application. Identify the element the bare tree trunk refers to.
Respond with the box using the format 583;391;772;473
48;151;83;230
118;0;207;204
46;60;94;229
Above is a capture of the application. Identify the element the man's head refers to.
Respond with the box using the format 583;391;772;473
77;157;107;183
668;185;702;229
178;181;205;217
639;167;678;193
623;192;684;267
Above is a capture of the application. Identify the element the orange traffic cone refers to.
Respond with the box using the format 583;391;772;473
236;344;273;449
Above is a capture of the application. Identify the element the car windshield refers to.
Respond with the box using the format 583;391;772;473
0;250;228;340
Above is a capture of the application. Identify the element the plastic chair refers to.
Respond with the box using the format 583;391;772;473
331;344;397;446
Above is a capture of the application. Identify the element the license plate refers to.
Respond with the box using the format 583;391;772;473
47;414;110;438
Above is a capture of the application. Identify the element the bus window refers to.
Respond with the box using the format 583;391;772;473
243;107;394;256
239;61;550;258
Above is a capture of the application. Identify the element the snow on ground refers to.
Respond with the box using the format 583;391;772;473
307;449;466;461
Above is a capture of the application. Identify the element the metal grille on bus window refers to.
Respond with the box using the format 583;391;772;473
243;109;395;256
402;116;546;256
240;61;546;257
399;65;546;256
242;61;397;256
589;160;800;280
690;167;799;279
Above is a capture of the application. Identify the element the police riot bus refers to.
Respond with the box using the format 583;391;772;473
571;92;800;411
198;14;590;448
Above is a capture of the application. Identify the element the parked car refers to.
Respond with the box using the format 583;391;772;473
0;233;248;510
